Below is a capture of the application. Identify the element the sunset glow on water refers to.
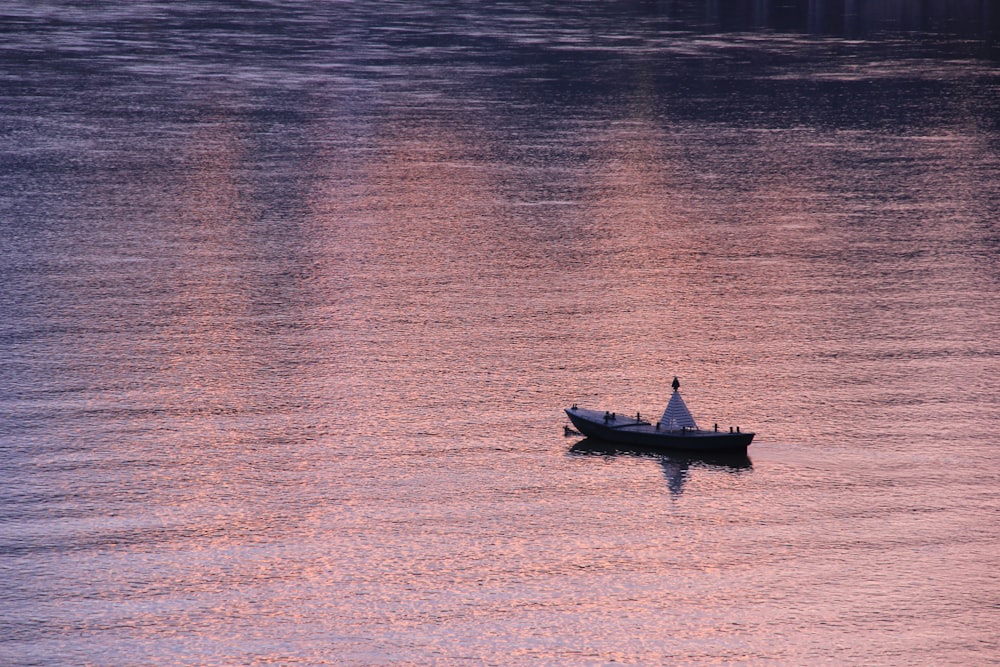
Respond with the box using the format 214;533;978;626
2;2;999;665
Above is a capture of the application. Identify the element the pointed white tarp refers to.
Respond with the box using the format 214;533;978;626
661;391;698;430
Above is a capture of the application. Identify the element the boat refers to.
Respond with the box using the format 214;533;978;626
564;377;754;453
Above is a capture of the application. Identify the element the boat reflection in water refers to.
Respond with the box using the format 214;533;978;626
568;438;752;496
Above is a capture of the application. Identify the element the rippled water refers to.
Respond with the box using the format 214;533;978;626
2;2;999;665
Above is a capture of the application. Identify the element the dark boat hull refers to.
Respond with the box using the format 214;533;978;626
565;407;754;453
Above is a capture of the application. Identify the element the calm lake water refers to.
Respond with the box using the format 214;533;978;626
2;2;999;665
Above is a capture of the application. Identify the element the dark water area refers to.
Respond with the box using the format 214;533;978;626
2;2;999;665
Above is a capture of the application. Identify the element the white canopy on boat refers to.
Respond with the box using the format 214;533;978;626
661;389;698;431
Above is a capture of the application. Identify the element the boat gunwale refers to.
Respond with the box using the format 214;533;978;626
564;406;754;452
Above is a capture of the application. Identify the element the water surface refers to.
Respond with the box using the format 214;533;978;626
1;2;999;665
